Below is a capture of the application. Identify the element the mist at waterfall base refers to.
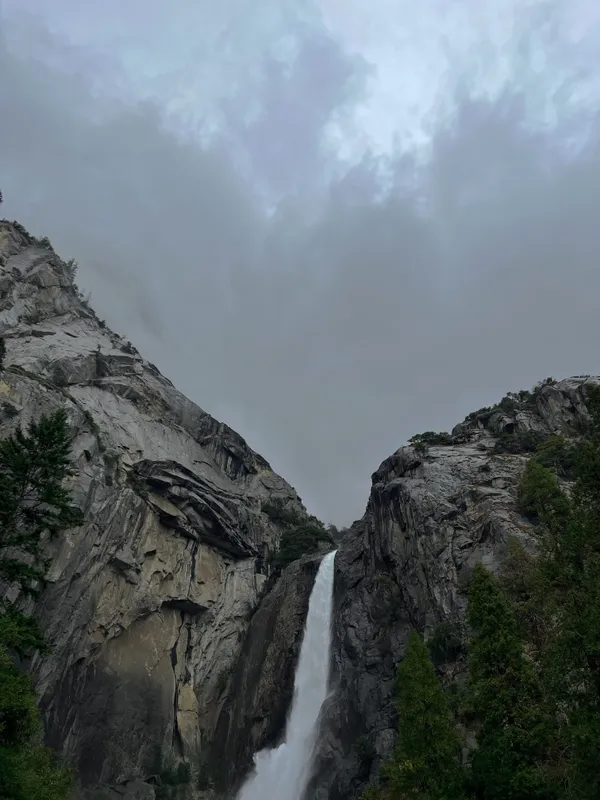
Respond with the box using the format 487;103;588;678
237;551;337;800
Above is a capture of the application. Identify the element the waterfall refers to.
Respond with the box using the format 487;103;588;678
237;550;337;800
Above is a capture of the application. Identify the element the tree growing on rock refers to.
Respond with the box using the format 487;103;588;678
0;408;82;591
0;407;81;799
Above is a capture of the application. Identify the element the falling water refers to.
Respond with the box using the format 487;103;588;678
237;550;337;800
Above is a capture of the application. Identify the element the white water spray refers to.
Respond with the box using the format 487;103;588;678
237;550;337;800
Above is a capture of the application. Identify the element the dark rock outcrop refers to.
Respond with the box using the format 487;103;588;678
211;553;325;796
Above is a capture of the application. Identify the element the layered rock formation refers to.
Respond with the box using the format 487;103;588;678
0;220;308;799
307;376;596;800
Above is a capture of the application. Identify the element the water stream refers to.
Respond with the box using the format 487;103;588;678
237;550;337;800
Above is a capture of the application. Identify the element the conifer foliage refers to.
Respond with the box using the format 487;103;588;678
383;630;464;800
0;409;81;591
466;565;553;800
0;407;80;800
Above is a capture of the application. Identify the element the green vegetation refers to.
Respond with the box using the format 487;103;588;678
427;620;465;666
148;747;192;800
0;409;80;799
466;565;553;800
518;458;570;527
463;379;556;426
155;762;191;800
363;383;600;800
270;522;333;573
262;499;333;574
0;409;82;591
64;259;78;280
409;431;453;450
531;435;575;476
493;429;544;455
364;631;464;800
261;499;303;527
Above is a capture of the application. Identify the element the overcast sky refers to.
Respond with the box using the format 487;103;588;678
1;0;599;525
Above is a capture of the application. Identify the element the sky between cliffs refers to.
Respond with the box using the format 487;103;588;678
1;0;599;525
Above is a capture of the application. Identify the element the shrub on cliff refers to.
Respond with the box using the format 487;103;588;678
493;429;545;455
409;431;453;450
270;523;333;572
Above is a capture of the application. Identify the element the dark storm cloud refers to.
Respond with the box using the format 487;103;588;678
1;9;599;525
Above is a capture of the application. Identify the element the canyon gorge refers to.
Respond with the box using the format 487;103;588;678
0;218;597;799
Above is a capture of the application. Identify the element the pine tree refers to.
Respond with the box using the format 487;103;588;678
466;564;554;800
381;630;465;800
533;386;600;799
0;408;82;592
0;408;79;800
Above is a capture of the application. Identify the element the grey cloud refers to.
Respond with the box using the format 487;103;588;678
1;9;599;526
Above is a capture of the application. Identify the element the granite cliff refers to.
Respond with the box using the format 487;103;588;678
308;375;596;799
0;219;310;799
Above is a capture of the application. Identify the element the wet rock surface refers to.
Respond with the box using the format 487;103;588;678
211;553;325;796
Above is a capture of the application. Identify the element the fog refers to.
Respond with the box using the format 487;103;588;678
1;0;599;524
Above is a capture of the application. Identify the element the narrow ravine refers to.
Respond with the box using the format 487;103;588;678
237;550;337;800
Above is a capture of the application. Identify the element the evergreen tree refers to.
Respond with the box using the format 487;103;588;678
0;408;81;591
0;408;79;800
466;564;554;800
381;630;465;800
531;386;600;799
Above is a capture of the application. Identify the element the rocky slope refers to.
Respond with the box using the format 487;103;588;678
0;220;309;799
307;375;597;800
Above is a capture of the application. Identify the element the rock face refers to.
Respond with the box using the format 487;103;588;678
308;376;597;800
0;220;308;799
211;553;325;795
